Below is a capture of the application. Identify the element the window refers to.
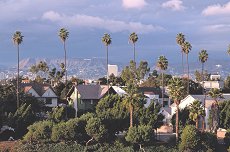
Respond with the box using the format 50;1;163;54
90;100;93;104
80;100;83;104
46;98;52;104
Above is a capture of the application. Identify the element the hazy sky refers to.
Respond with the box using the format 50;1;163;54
0;0;230;66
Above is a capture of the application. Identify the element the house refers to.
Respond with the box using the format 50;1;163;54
171;94;230;130
203;74;224;90
138;87;172;124
66;84;116;115
20;82;58;107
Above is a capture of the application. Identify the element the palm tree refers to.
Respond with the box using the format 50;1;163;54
12;31;24;108
156;56;168;107
168;77;186;141
176;33;185;74
182;41;192;94
189;100;205;129
208;88;223;133
227;44;230;55
199;50;208;94
58;28;69;86
129;32;138;63
198;49;208;131
102;33;112;94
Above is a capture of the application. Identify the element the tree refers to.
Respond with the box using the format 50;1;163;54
156;55;168;106
85;117;108;145
198;49;208;131
219;101;230;129
125;125;154;152
58;28;69;86
194;70;209;82
176;33;185;74
182;41;192;94
168;77;186;141
208;88;223;133
48;63;65;86
101;33;112;94
179;125;201;152
129;32;138;63
189;100;205;129
12;31;24;108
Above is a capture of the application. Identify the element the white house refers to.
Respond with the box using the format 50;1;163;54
21;82;58;107
171;94;230;130
202;74;224;90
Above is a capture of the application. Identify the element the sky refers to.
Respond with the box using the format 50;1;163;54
0;0;230;66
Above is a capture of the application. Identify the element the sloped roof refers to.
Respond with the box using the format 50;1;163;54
75;85;110;100
20;82;56;97
138;87;169;98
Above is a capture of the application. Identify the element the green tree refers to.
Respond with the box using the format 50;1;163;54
125;125;154;152
208;88;223;133
85;117;108;145
24;120;53;143
48;106;66;123
168;77;186;141
176;33;185;74
58;28;69;86
189;100;205;129
12;31;24;108
48;63;65;86
102;33;112;94
96;95;129;140
156;55;168;106
182;41;192;94
179;125;201;152
129;32;138;63
219;100;230;129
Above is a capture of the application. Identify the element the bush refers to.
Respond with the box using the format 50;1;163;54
86;117;108;143
23;120;53;143
48;106;66;123
51;118;89;142
200;132;218;151
225;130;230;147
179;125;201;152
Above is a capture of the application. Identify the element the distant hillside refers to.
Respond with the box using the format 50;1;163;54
18;57;124;79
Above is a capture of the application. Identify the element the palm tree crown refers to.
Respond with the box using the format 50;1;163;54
168;77;186;104
199;50;208;63
208;88;223;103
176;33;185;46
189;100;205;129
102;33;112;46
59;28;69;43
157;56;168;71
182;41;192;54
13;31;23;45
129;32;138;44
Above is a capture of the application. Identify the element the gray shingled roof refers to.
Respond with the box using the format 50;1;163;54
76;85;101;99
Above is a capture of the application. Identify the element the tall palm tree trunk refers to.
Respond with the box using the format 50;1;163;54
107;45;109;95
133;43;136;64
17;45;20;108
64;42;67;86
176;104;179;141
202;62;205;131
186;54;189;94
181;51;184;75
130;103;133;128
162;71;164;107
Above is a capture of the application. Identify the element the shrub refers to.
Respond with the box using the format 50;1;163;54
51;118;89;142
225;130;230;147
85;117;108;143
179;125;201;152
48;106;66;123
200;132;218;151
125;125;154;151
23;120;53;142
